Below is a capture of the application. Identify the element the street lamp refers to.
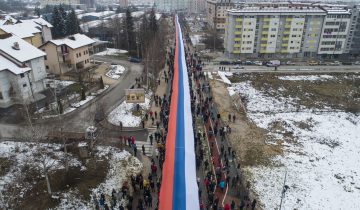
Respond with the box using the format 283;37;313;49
279;170;289;210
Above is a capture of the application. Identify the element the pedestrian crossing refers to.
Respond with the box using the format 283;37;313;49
136;128;157;157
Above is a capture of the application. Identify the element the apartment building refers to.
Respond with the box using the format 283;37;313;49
206;0;234;33
0;34;47;108
318;8;351;55
348;6;360;56
40;34;95;75
225;6;326;58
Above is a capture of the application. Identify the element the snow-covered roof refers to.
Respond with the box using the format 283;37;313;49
77;11;115;19
0;55;31;75
0;34;46;63
48;33;95;49
0;15;17;26
0;22;41;38
20;17;53;28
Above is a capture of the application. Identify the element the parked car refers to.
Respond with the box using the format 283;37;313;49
253;61;263;66
266;60;281;67
232;60;242;65
328;61;341;66
220;61;231;65
342;61;352;65
244;60;254;65
308;60;319;66
128;57;141;63
286;61;296;65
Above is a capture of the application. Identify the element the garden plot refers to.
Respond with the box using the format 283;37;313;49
107;91;152;127
106;65;126;80
228;73;360;209
0;141;142;209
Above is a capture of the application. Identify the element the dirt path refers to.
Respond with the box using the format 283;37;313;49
209;79;283;208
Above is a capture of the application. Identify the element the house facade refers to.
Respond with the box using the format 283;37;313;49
0;34;47;108
40;34;95;75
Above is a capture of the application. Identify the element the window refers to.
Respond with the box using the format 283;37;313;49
0;91;3;100
23;84;27;87
20;73;25;78
46;65;49;69
44;55;47;60
76;53;79;58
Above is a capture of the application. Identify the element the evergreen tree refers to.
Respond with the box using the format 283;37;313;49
149;8;158;34
35;6;41;17
51;6;61;38
65;9;80;35
115;6;122;14
99;76;104;89
124;8;135;52
81;88;86;101
57;100;63;114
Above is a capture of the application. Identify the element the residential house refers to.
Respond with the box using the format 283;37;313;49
0;34;47;108
0;17;53;48
39;34;95;75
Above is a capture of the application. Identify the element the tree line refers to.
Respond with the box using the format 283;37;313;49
51;6;81;39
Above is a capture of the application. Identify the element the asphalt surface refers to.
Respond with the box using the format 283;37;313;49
0;56;145;140
207;63;360;73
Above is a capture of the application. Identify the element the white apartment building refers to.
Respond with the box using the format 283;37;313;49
318;8;352;55
225;6;326;58
0;34;47;108
206;0;234;33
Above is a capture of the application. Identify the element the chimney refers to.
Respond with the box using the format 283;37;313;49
12;42;20;50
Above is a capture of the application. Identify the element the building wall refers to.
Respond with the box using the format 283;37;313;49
318;13;351;55
0;70;34;107
41;43;92;75
302;15;324;56
206;0;233;33
26;57;47;94
42;26;53;43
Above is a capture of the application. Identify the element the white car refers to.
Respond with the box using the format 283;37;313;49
233;65;244;69
254;61;263;66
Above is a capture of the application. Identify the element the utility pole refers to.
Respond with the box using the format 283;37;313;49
279;169;289;210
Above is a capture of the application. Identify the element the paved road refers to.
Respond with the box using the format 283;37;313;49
206;64;360;73
0;56;144;139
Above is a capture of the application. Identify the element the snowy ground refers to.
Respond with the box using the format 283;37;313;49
45;79;75;89
95;48;128;56
0;141;83;208
37;86;109;118
107;91;152;127
0;141;142;209
228;76;360;209
105;65;126;80
54;146;142;209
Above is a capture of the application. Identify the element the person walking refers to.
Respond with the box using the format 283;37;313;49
142;145;145;155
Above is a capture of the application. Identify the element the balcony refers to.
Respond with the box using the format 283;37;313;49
235;18;242;22
234;31;242;35
234;44;241;47
283;37;289;41
235;25;242;28
262;31;268;35
283;31;290;35
233;50;241;54
285;24;291;28
282;43;288;47
263;18;271;21
281;50;288;53
234;38;241;41
286;18;292;22
263;25;269;29
260;43;267;47
261;37;268;41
